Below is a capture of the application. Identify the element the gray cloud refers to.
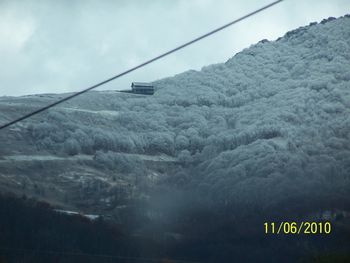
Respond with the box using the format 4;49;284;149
0;0;349;96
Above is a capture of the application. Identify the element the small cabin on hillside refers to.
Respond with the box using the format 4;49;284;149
131;82;154;95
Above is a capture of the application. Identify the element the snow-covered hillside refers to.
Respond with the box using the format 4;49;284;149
0;15;350;217
153;15;350;212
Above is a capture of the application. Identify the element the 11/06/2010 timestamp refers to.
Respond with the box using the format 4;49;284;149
264;222;331;235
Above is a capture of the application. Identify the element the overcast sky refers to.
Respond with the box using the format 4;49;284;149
0;0;349;96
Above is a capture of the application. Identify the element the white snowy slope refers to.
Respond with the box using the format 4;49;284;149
152;15;350;211
1;15;349;214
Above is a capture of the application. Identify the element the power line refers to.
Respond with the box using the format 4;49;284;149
0;0;284;131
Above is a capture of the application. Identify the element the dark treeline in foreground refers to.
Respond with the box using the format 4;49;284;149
0;193;164;263
0;193;349;263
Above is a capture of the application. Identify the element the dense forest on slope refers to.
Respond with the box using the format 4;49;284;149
1;15;350;262
26;15;350;214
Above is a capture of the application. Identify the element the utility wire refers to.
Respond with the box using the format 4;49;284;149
0;0;284;131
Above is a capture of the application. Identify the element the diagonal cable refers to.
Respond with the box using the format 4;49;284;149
0;0;284;131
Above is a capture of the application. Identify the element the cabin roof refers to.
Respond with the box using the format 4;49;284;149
131;82;153;88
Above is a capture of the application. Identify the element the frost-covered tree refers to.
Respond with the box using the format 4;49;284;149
63;138;80;156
